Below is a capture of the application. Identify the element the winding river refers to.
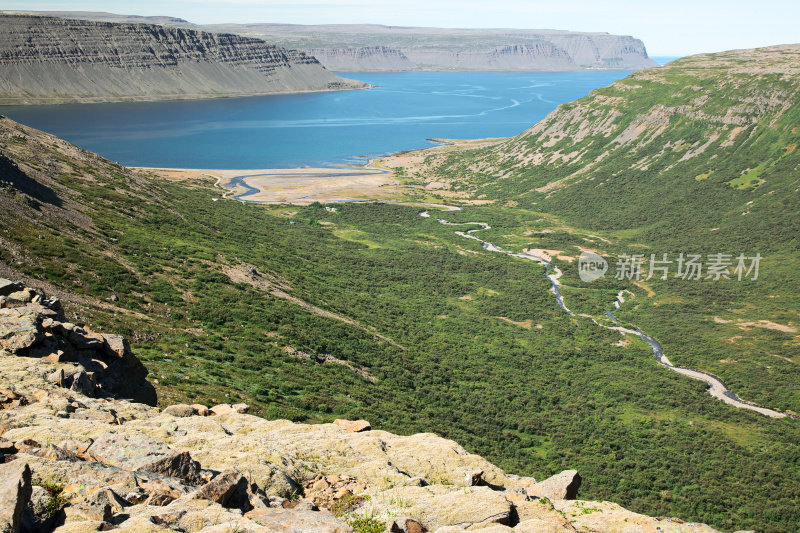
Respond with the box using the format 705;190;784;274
421;210;795;419
222;168;793;419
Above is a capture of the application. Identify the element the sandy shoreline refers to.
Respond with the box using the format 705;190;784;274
135;166;403;205
133;137;507;205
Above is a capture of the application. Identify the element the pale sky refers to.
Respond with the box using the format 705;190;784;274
2;0;798;56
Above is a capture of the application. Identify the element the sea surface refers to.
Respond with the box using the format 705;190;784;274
0;71;633;169
652;56;683;65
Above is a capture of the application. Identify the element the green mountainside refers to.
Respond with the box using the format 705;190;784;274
422;45;800;247
1;45;799;532
410;44;800;414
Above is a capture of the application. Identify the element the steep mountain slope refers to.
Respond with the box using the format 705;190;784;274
0;15;365;104
420;45;800;245
392;45;800;430
2;110;800;531
4;12;657;72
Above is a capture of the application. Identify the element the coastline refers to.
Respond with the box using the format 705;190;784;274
134;136;507;205
0;83;372;106
135;165;403;205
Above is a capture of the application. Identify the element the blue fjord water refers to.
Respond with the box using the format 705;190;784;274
0;71;631;169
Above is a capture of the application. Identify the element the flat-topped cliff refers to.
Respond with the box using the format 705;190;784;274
3;13;658;72
0;15;366;104
184;24;659;72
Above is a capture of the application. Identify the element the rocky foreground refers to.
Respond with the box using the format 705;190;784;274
1;280;727;532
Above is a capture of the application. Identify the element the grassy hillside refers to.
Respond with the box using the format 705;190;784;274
1;109;799;531
403;45;800;416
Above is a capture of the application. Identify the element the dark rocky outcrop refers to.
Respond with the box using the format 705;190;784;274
0;462;31;533
0;279;156;406
0;15;366;104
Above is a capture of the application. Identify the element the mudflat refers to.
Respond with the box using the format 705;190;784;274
138;166;403;204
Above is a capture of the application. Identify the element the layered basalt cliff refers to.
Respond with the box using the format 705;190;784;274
3;14;659;72
304;46;414;71
0;15;366;104
200;24;659;72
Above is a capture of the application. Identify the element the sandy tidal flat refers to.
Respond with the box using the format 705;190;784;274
136;166;403;204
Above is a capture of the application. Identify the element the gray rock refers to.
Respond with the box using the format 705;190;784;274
163;403;197;417
23;485;58;532
67;328;104;350
386;516;427;533
36;444;82;462
63;501;113;523
194;470;250;510
45;369;64;386
5;289;34;304
102;334;129;358
0;309;42;353
86;433;201;482
244;508;352;533
465;469;483;487
137;451;202;483
0;279;23;297
69;370;95;396
88;487;129;514
0;462;32;533
527;470;582;500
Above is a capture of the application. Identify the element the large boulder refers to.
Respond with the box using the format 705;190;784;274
22;484;56;532
0;279;23;296
0;308;41;353
0;282;156;406
244;508;352;533
551;499;721;532
209;403;250;415
194;470;250;510
86;433;201;483
163;404;197;417
333;419;371;433
0;462;32;533
527;470;581;500
387;486;512;531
